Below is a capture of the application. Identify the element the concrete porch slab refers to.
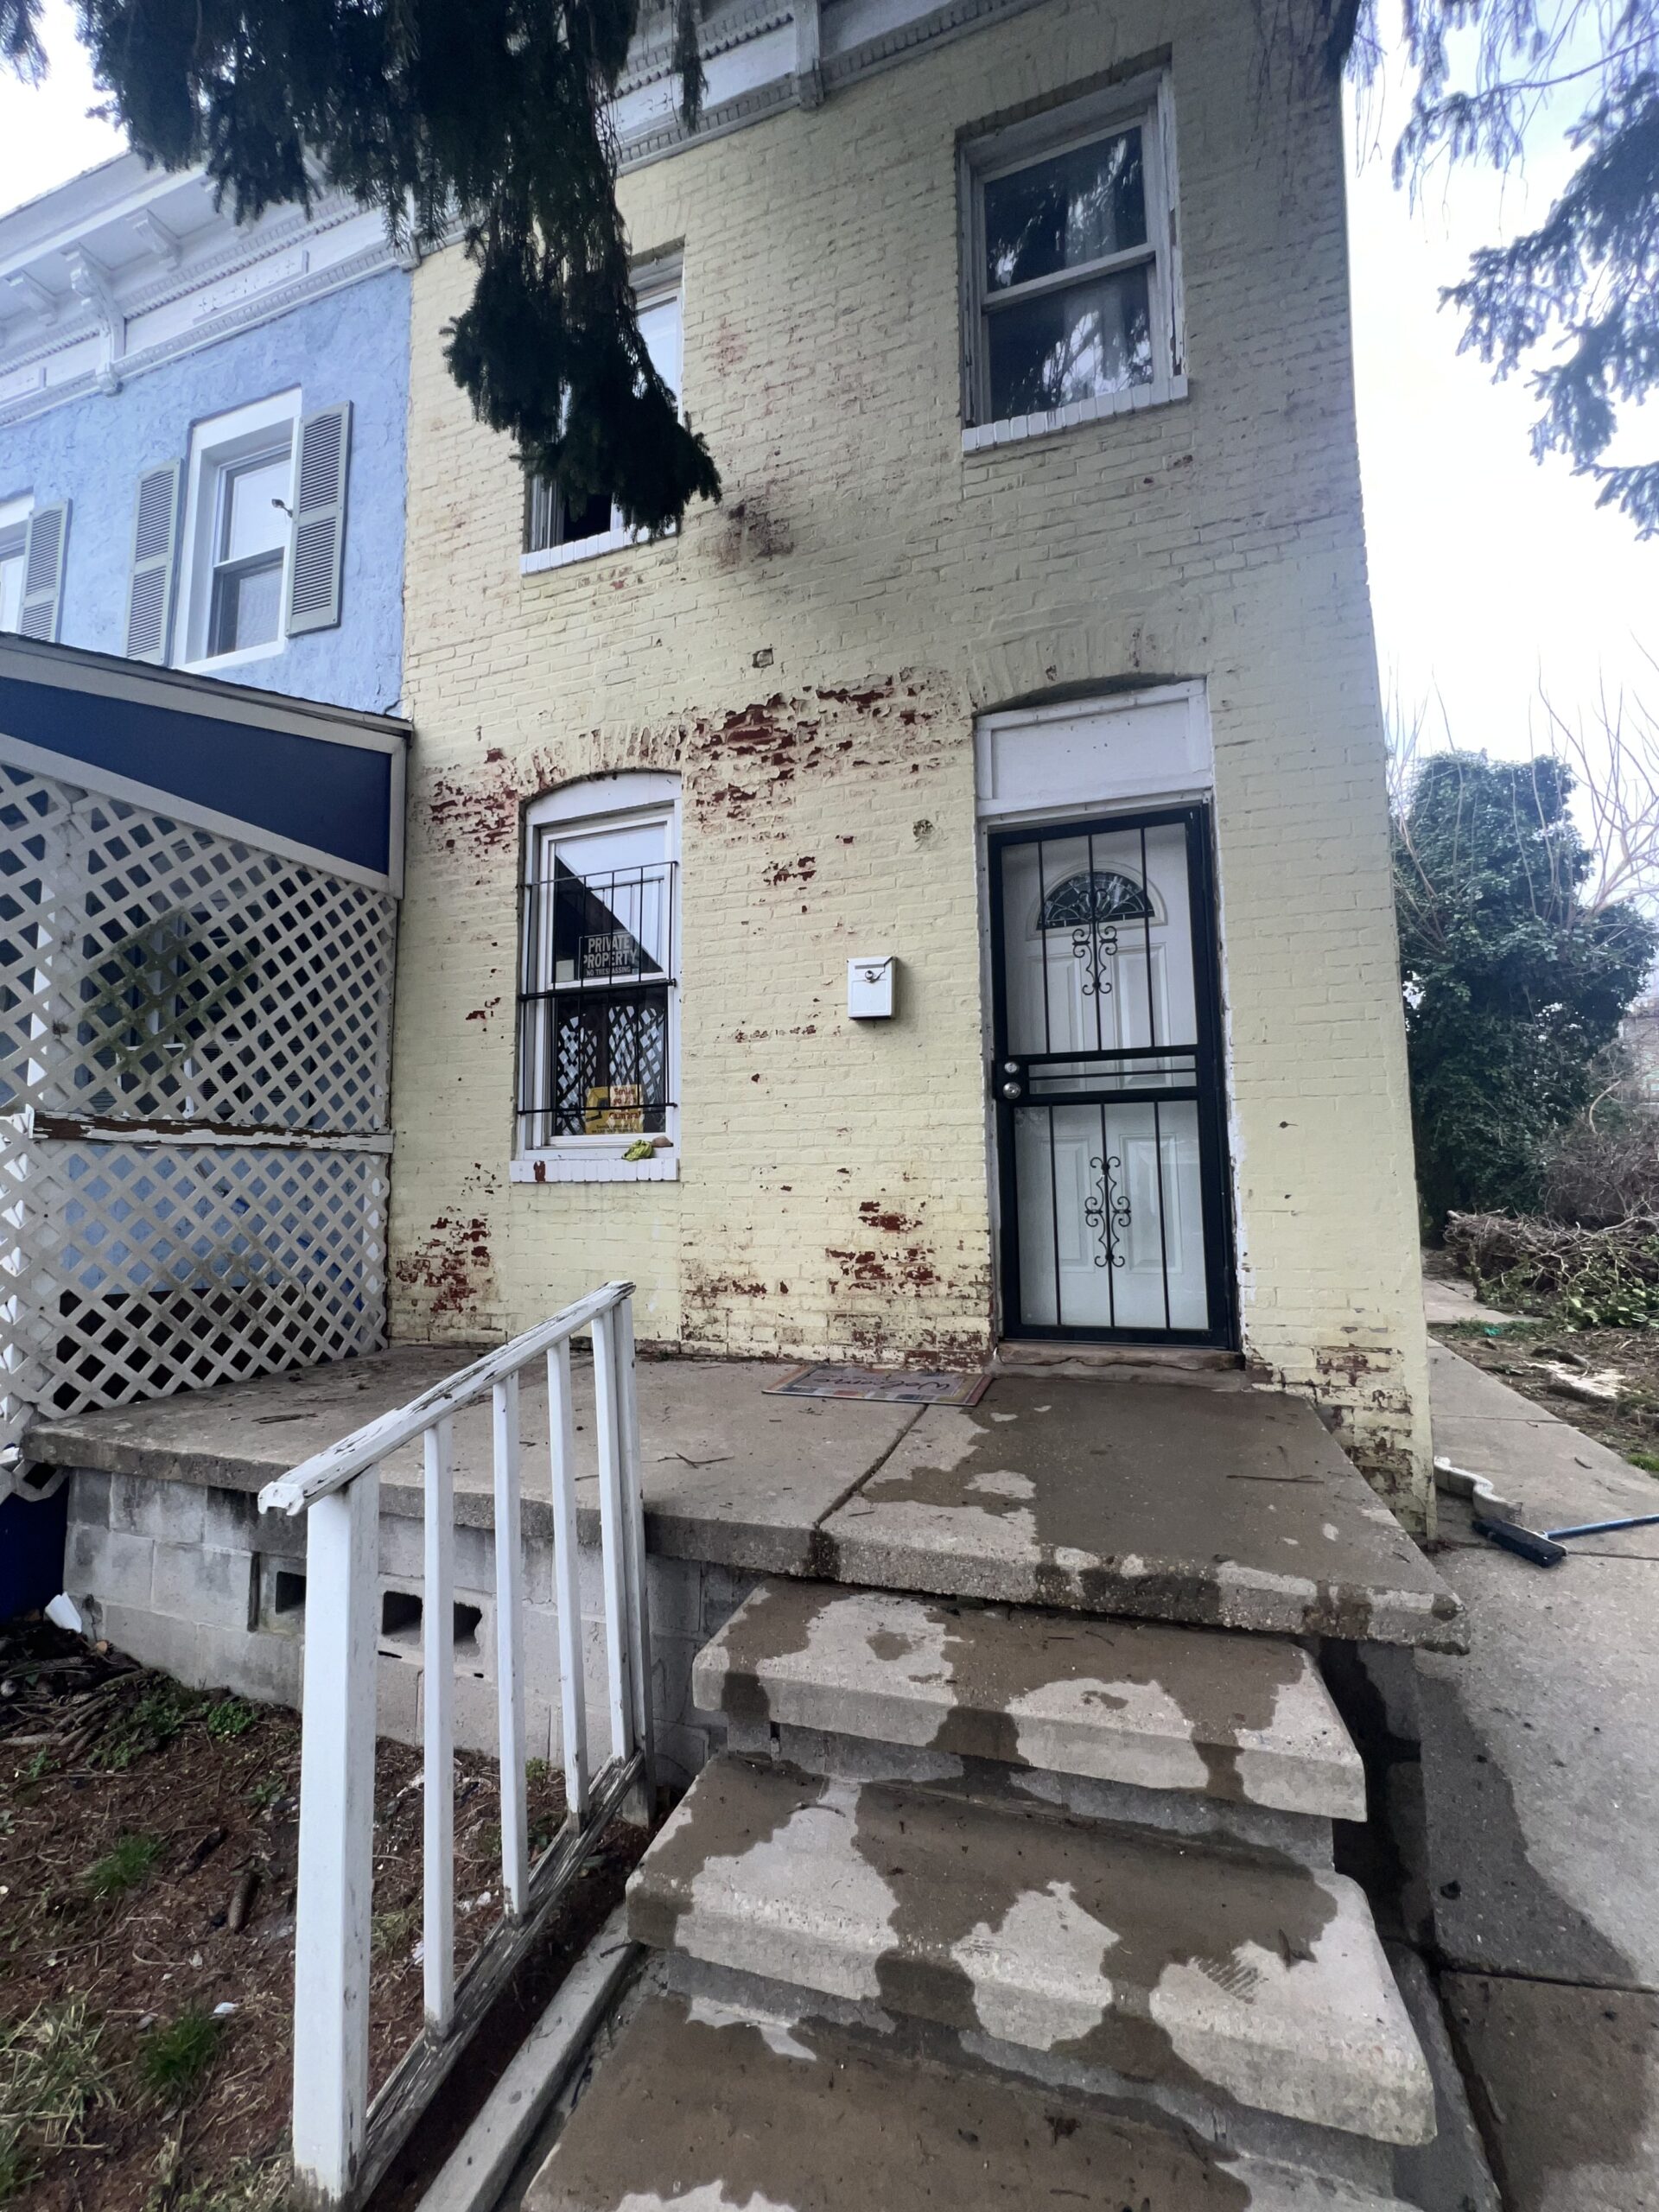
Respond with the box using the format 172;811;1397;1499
26;1355;1459;1647
526;1987;1421;2212
820;1376;1465;1650
24;1346;919;1577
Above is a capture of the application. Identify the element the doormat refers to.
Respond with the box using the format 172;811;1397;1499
764;1362;992;1407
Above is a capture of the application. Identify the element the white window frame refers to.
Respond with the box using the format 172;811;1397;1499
959;73;1186;454
520;262;684;577
0;492;33;635
511;772;682;1185
175;388;302;673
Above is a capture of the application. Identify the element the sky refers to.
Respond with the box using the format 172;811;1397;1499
0;3;1653;765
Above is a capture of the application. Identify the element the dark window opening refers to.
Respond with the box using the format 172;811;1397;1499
380;1588;423;1642
525;477;615;555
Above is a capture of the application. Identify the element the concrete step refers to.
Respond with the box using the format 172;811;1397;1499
526;1986;1423;2212
626;1754;1434;2146
695;1580;1366;1820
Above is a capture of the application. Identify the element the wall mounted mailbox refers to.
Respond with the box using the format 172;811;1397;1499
848;955;896;1019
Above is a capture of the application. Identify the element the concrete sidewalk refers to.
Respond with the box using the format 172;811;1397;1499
1421;1340;1659;2209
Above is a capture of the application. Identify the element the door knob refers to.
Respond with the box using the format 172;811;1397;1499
1000;1080;1022;1099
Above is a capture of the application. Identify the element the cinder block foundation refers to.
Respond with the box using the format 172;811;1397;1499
61;1467;753;1788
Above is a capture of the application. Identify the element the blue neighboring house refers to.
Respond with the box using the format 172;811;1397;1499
0;153;408;712
0;156;411;1615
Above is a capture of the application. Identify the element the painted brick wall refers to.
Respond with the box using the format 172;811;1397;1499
0;269;408;715
395;0;1433;1518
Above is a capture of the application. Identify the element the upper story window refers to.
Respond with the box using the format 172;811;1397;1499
0;498;29;633
207;446;293;656
512;774;681;1183
523;272;683;574
0;493;70;642
961;76;1184;451
155;392;351;671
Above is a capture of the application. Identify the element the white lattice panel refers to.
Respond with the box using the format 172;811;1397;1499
14;1139;390;1417
1;760;396;1429
0;760;395;1133
0;1116;29;1452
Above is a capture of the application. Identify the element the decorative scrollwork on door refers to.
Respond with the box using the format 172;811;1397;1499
1070;921;1118;998
1084;1153;1131;1268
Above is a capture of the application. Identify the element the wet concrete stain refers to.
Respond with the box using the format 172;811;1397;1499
706;1580;1308;1806
1410;1669;1653;2205
633;1753;1354;2131
831;1376;1464;1649
529;1989;1262;2210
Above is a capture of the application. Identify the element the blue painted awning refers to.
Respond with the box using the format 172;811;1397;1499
0;636;410;894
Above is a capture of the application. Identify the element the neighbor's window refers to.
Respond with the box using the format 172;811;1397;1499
177;392;300;664
0;499;29;632
963;78;1182;437
515;776;680;1178
524;278;683;567
207;446;292;655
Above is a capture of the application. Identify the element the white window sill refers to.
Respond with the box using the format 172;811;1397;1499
520;522;675;576
962;373;1188;455
177;636;287;677
512;1147;679;1185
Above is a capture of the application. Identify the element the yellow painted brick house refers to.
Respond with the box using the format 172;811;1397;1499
393;0;1431;1520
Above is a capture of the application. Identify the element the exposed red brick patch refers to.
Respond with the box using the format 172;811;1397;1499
393;1216;494;1320
826;1245;943;1294
761;855;817;887
858;1200;921;1234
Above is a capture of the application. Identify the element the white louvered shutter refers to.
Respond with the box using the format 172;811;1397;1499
18;501;69;642
286;402;351;635
124;461;182;663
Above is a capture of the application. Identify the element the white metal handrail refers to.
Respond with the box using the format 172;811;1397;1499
259;1281;653;2210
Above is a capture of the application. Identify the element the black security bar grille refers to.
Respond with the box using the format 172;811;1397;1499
516;861;677;1149
988;807;1234;1347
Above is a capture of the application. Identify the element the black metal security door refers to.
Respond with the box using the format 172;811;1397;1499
988;804;1233;1344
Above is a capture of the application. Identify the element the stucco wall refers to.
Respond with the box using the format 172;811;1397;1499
0;269;408;715
394;0;1432;1517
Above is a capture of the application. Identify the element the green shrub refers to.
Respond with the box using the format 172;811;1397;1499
0;1999;112;2203
203;1700;256;1741
93;1684;197;1770
82;1834;162;1899
137;2012;222;2103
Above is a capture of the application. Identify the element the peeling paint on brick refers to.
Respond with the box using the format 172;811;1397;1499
393;1215;495;1324
390;0;1431;1513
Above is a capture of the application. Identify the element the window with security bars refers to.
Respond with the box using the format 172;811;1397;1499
515;791;678;1160
962;77;1182;434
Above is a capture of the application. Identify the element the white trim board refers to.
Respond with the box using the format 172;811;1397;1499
975;682;1211;821
0;632;409;752
0;728;399;896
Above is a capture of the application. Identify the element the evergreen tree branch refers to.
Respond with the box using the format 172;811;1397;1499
1;0;721;530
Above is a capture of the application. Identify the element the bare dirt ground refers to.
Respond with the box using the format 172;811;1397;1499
1430;1317;1659;1479
0;1618;644;2211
